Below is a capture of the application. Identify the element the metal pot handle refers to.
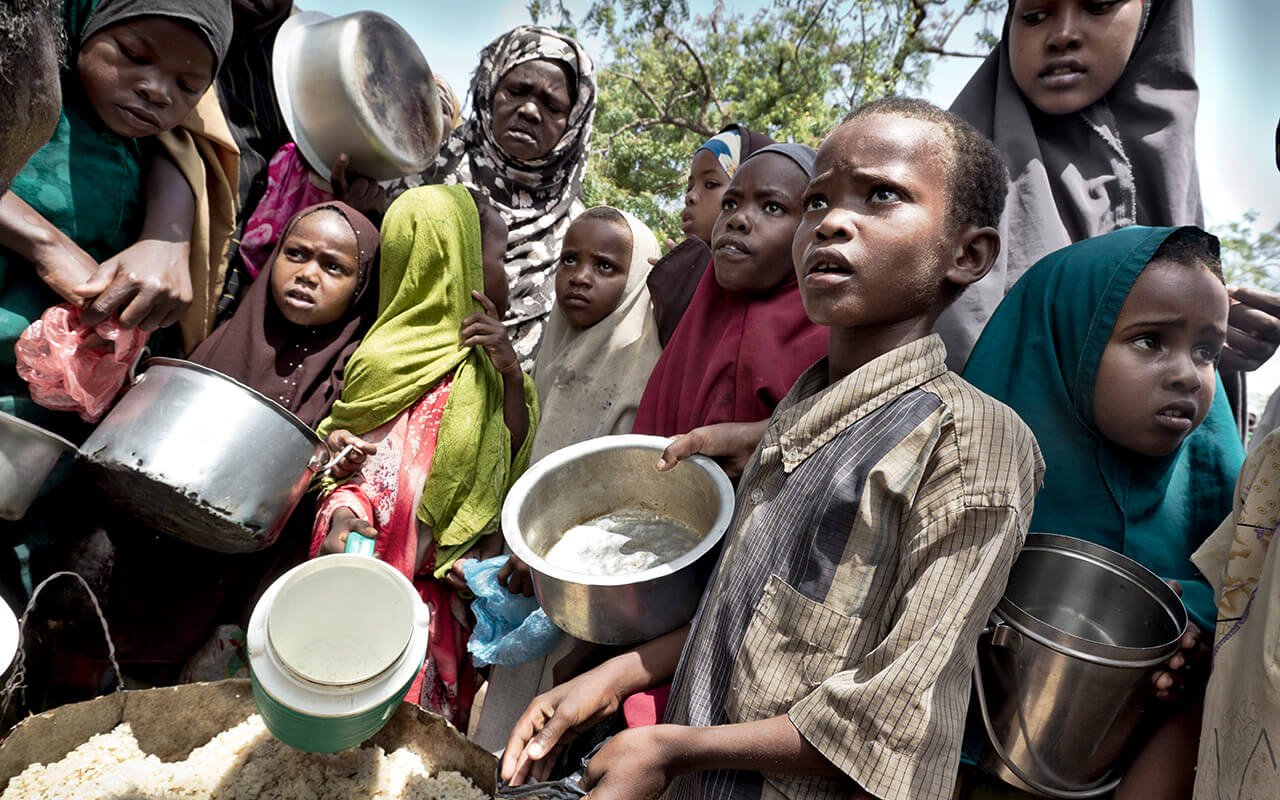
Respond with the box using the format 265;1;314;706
971;625;1122;799
127;346;151;386
308;443;356;475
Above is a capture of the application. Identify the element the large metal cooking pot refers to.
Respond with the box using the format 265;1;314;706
0;412;74;520
80;358;334;554
274;11;443;181
970;533;1187;798
503;435;735;646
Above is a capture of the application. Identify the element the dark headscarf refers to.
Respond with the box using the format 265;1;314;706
189;202;379;428
394;25;596;370
937;0;1198;370
633;145;826;437
648;123;776;346
81;0;233;73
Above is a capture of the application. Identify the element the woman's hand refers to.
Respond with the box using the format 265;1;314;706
501;666;628;786
1220;286;1280;373
329;153;389;218
656;420;768;481
497;553;535;597
76;238;193;330
461;290;520;376
579;726;682;800
444;531;504;593
321;507;378;555
323;429;377;480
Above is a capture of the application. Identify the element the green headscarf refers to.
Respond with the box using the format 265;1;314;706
319;185;538;576
962;226;1243;632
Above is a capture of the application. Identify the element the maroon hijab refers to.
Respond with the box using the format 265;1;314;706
647;124;775;346
631;262;827;437
189;202;380;428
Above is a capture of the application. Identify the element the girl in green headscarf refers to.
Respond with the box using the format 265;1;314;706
310;185;537;727
961;225;1242;798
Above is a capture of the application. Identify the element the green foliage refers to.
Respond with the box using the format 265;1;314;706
531;0;999;238
1214;211;1280;292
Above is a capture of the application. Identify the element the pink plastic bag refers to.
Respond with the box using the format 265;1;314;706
15;303;148;423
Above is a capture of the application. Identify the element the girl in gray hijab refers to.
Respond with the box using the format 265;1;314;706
937;0;1194;369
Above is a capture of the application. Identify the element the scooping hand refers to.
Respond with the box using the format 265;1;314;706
656;420;768;481
329;153;389;217
75;238;194;330
324;429;377;479
501;668;626;786
461;290;520;376
444;531;503;593
498;553;535;597
1219;286;1280;373
321;507;379;556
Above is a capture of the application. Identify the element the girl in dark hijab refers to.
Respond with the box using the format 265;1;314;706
190;201;379;428
647;123;775;346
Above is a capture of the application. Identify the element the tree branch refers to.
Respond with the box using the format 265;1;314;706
919;46;987;59
661;25;725;119
608;115;716;143
613;69;668;117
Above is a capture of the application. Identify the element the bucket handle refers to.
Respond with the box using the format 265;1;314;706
127;346;152;386
971;624;1123;799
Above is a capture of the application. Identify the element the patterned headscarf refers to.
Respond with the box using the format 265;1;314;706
395;25;596;370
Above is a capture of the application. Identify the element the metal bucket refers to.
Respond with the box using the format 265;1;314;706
970;533;1187;798
80;358;337;553
246;534;430;753
503;435;734;646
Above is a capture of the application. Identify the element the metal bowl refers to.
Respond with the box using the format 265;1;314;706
273;11;443;181
0;412;75;520
502;435;735;645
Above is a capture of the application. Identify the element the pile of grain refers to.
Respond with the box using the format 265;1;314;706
1;714;487;800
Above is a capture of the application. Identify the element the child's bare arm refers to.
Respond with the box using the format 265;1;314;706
502;625;689;786
320;506;378;555
576;716;852;800
78;153;194;330
460;289;529;454
656;420;768;481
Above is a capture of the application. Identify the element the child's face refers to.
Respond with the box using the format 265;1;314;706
480;209;511;317
681;149;731;243
793;115;956;331
1008;0;1144;116
1092;259;1228;458
269;211;361;327
78;17;216;138
711;153;809;295
555;217;634;329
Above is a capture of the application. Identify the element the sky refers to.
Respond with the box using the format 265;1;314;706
301;0;1280;400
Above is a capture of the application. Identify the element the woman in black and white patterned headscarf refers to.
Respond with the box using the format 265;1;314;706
394;25;596;369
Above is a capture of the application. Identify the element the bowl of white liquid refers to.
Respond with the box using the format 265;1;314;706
502;435;734;645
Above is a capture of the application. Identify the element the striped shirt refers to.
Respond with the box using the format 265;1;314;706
663;334;1044;800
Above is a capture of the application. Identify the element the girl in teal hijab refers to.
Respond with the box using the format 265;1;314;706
964;225;1241;634
962;225;1242;798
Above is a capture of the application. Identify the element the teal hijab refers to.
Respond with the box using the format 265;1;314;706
963;226;1243;632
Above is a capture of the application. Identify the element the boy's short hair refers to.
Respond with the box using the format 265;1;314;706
0;0;64;194
575;205;628;229
1151;226;1225;282
843;97;1008;233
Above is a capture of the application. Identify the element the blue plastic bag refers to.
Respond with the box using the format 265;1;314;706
463;555;562;667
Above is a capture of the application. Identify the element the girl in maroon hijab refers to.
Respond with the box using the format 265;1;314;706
632;143;827;438
190;201;379;427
